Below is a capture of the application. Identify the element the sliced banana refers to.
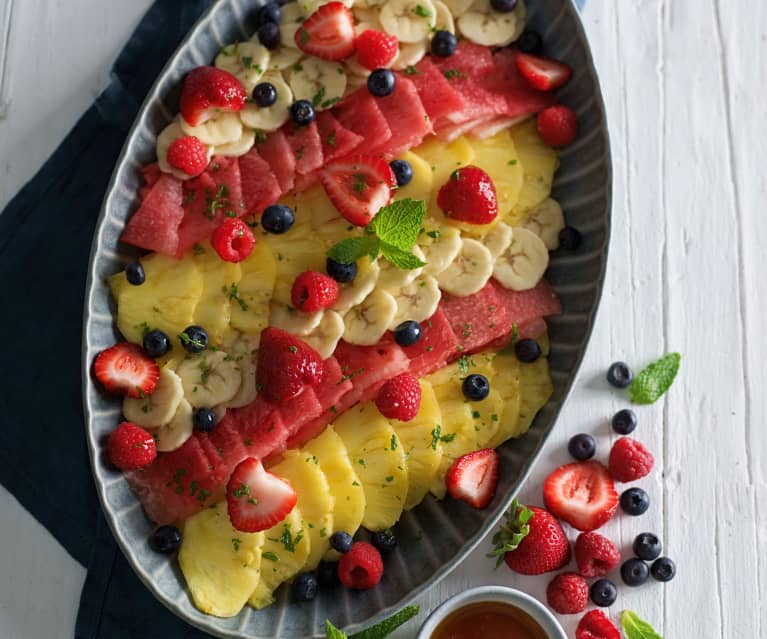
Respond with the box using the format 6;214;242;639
299;0;353;17
265;47;304;71
180;111;243;147
289;58;347;110
343;289;398;345
493;226;549;291
354;0;386;8
156;120;214;180
523;198;565;250
215;42;270;92
345;57;372;78
441;0;475;17
421;224;462;277
391;40;428;70
457;0;525;47
154;399;194;452
214;127;256;157
304;310;345;359
353;10;383;29
279;2;304;49
379;0;437;43
176;351;242;408
432;0;455;33
437;238;494;296
240;72;293;131
483;221;513;258
389;275;441;328
224;354;258;409
334;257;380;314
378;245;426;291
123;367;184;428
269;302;325;336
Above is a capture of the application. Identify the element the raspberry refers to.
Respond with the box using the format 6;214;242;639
376;372;421;421
291;271;340;312
211;218;256;263
608;437;654;482
576;610;621;639
108;422;157;470
546;572;588;615
537;105;578;147
436;166;498;225
338;541;383;590
356;30;399;71
166;135;209;176
574;532;621;577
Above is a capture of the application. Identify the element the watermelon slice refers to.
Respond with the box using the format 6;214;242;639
408;57;468;124
142;162;162;187
470;115;529;140
482;49;558;118
399;308;460;377
293;169;320;193
440;281;512;356
258;130;296;194
335;90;392;156
489;278;562;346
376;76;433;156
239;147;281;215
285;121;324;176
232;397;291;461
274;387;323;436
284;409;336;450
316;110;364;162
333;340;410;408
436;116;496;143
121;174;185;256
196;419;248;485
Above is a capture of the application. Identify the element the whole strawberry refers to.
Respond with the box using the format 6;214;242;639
437;166;498;225
376;372;421;421
576;610;621;639
546;572;588;615
256;327;324;402
574;531;621;577
108;422;157;470
608;437;654;482
503;506;571;575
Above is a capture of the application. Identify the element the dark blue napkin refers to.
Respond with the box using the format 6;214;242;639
0;1;584;637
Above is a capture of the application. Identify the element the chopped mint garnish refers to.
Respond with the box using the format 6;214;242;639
413;4;432;17
404;65;420;75
629;352;681;404
621;611;664;639
262;551;279;562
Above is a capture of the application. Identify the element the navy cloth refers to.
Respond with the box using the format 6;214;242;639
0;0;584;637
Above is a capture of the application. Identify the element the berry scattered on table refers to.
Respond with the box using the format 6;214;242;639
356;29;398;71
612;409;637;436
620;557;650;587
608;436;654;482
256;327;323;402
211;217;256;262
558;225;582;250
437;166;498;225
376;372;422;421
257;21;281;50
516;30;543;55
606;361;633;388
575;531;620;577
226;457;298;532
389;159;413;187
326;257;358;283
393;320;422;347
150;525;183;554
368;68;397;97
193;407;218;432
589;578;618;608
445;448;499;509
371;529;398;555
291;271;340;312
504;506;571;575
125;261;145;285
650;556;676;582
179;66;247;127
292;572;319;601
515;52;572;92
515;338;542;363
620;487;650;516
94;342;160;398
338;541;384;589
317;560;340;586
576;610;621;639
261;203;295;234
256;1;281;26
431;30;457;57
108;422;157;470
290;99;316;126
462;373;490;401
537;104;578;147
543;461;618;531
330;531;354;554
546;572;588;614
295;2;356;61
253;81;277;107
568;433;596;461
167;136;209;177
142;329;171;358
632;532;662;561
179;325;208;353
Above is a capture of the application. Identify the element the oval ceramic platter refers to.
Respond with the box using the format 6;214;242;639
82;0;610;636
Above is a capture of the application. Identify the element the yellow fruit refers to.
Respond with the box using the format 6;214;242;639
517;356;554;435
333;402;409;531
393;150;433;204
296;183;351;247
428;399;477;499
484;351;524;447
468;128;524;219
428;354;496;402
262;233;326;284
178;501;264;618
229;240;276;335
471;388;505;448
191;241;242;345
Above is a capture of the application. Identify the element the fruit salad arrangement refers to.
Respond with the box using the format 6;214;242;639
92;0;583;620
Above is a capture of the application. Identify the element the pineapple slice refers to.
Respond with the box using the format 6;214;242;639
428;398;477;499
262;233;326;283
471;388;505;448
413;136;476;220
269;449;334;570
333;402;409;531
178;501;264;618
393;150;433;204
517;356;554;435
296;183;354;247
485;351;522;448
248;506;310;610
468;128;524;220
229;240;276;335
428;353;496;402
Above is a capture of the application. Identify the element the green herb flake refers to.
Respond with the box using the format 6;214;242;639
192;243;206;255
404;65;420;75
231;538;242;552
443;69;466;80
262;551;279;562
430;425;441;450
440;432;456;443
413;4;432;17
326;131;337;147
222;282;249;311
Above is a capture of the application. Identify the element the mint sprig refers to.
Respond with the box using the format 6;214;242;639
325;605;420;639
629;352;681;404
621;610;664;639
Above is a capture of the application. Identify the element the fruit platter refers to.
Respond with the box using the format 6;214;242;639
82;0;610;636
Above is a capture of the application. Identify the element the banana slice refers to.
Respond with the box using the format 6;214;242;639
380;0;437;43
215;42;270;92
437;238;494;296
523;198;565;250
269;302;325;336
378;245;426;290
352;9;383;28
343;289;398;345
432;0;455;33
154;399;194;452
289;58;347;110
279;2;304;49
421;224;462;277
345;57;372;78
304;310;345;359
123;367;184;428
441;0;475;16
391;40;428;70
354;0;386;8
300;0;354;17
176;351;242;408
224;355;258;409
334;257;380;314
240;72;293;131
457;0;525;47
265;47;304;71
493;226;549;291
214;127;256;157
156;121;214;180
389;275;441;328
180;111;243;147
483;221;513;258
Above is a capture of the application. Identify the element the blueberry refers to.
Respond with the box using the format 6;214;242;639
292;572;319;601
514;338;542;363
371;529;398;555
393;320;422;347
612;408;638;434
490;0;517;12
257;1;281;26
430;30;457;57
149;525;182;553
262;204;295;234
390;159;413;186
632;532;662;560
253;81;277;107
606;361;633;388
620;487;650;516
559;226;582;250
317;560;340;586
368;69;396;97
621;558;650;587
257;21;281;50
326;258;358;283
143;329;171;358
589;579;617;607
462;374;490;401
516;30;543;55
290;99;316;126
330;531;354;554
193;408;217;432
568;433;596;461
125;261;145;285
180;325;208;353
650;556;676;582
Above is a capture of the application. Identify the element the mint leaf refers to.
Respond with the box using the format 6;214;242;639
629;352;681;404
621;611;664;639
380;242;426;270
325;620;348;639
327;237;380;265
348;605;420;639
368;198;425;251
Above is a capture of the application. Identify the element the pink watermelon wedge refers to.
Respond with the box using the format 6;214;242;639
408;57;468;124
482;49;558;118
121;173;184;256
285;121;324;176
436;116;496;143
335;90;393;156
376;76;433;156
399;308;460;377
488;278;562;347
196;419;248;485
232;397;291;461
333;340;410;409
239;147;281;215
274;387;323;437
257;130;296;194
316;110;364;163
142;162;162;187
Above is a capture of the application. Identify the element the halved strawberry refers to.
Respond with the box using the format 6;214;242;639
514;52;573;91
179;66;247;126
93;343;160;398
226;457;298;533
543;461;618;532
319;155;395;226
445;448;499;509
295;2;356;61
256;327;324;403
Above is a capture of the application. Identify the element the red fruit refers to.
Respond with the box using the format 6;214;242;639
166;136;209;176
375;372;422;422
436;166;498;225
338;541;383;589
514;52;573;91
445;448;499;509
93;342;160;398
576;610;621;639
608;436;654;482
543;461;619;532
256;327;324;403
546;572;588;615
226;457;297;532
291;271;340;312
356;30;398;71
537;105;578;147
574;531;621;577
108;422;157;470
319;155;396;226
505;506;571;575
211;218;256;262
179;66;247;126
295;2;356;61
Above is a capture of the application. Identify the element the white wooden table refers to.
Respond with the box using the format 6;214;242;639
1;1;765;637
